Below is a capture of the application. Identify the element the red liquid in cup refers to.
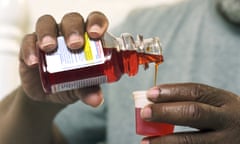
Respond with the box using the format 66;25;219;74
135;108;174;136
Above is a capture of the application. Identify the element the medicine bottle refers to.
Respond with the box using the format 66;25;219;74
38;32;164;93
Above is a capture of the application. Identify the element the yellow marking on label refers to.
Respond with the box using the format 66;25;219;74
84;33;93;61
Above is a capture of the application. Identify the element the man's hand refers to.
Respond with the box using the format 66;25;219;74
141;83;240;144
19;12;109;106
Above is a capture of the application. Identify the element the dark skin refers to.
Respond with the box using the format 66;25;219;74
0;11;108;144
142;83;240;144
1;10;240;144
20;11;108;104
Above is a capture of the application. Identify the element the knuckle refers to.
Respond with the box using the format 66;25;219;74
62;12;83;22
87;11;109;26
88;11;107;19
21;34;31;45
21;33;36;51
89;11;108;20
61;13;84;35
180;135;194;144
36;15;57;37
64;12;81;17
22;33;36;43
37;14;55;23
178;135;209;144
180;135;203;144
89;11;105;16
182;103;202;120
190;84;205;100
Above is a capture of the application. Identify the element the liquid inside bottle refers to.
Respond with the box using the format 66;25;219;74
38;32;164;93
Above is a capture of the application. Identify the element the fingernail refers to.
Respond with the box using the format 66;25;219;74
147;87;160;99
97;91;104;107
88;24;102;38
67;33;84;49
86;91;104;108
141;139;150;144
97;98;105;107
141;106;152;120
27;54;38;66
40;36;56;52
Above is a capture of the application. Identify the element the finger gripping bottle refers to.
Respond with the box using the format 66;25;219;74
38;32;164;93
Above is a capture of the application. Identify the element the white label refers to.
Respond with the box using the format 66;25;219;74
51;75;107;93
45;34;105;73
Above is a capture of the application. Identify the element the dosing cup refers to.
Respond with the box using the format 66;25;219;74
132;90;174;136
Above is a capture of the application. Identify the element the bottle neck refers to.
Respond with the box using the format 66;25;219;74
102;32;163;56
102;32;164;74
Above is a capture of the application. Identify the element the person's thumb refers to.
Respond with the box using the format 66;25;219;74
81;91;104;107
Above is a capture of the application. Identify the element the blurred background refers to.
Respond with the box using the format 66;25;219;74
0;0;182;100
27;0;183;30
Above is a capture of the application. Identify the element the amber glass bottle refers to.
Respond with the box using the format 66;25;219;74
38;32;164;93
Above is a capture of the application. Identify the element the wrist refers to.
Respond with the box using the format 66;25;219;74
16;86;66;120
0;86;66;144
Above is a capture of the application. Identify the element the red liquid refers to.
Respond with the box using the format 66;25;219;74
154;64;159;86
135;108;174;136
39;47;164;93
